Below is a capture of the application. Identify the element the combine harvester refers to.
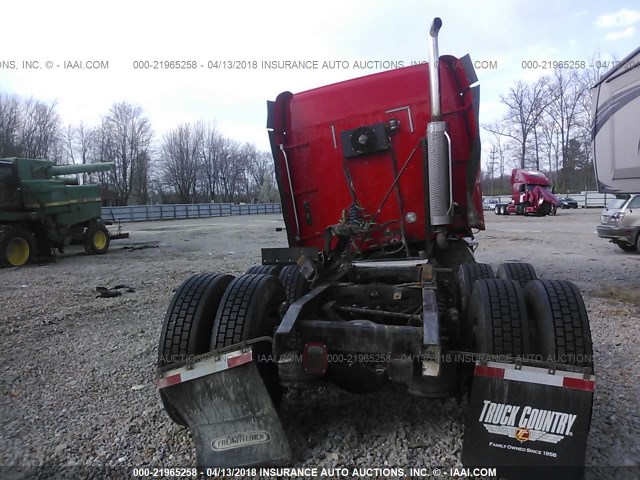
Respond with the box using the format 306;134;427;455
494;169;560;216
0;158;128;267
157;18;594;479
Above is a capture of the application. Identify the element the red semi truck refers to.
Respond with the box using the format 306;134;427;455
156;18;594;478
494;169;560;216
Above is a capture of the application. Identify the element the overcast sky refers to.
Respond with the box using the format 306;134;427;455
1;0;639;160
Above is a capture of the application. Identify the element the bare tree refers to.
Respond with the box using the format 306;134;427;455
217;138;246;202
161;123;204;203
248;151;273;198
489;78;552;169
547;69;588;188
538;116;560;183
200;123;222;201
98;102;153;204
132;151;151;204
19;98;62;160
0;93;22;157
240;142;258;199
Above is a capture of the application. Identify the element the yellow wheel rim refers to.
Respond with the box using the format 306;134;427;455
7;237;30;266
93;231;107;250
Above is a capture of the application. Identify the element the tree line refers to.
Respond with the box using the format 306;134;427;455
0;93;279;205
482;59;606;195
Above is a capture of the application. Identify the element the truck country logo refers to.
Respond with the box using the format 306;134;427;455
211;431;271;451
478;401;577;444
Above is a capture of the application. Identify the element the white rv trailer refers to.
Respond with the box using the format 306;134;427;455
591;47;640;194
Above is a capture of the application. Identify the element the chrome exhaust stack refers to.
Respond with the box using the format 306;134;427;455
426;17;452;229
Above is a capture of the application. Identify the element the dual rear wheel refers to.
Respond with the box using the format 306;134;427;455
158;265;309;425
468;276;593;368
459;262;592;368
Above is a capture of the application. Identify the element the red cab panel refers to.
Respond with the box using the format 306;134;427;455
268;57;484;252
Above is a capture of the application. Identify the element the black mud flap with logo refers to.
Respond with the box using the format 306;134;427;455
462;361;594;480
157;346;292;467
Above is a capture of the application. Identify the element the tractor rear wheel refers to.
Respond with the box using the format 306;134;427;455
469;278;531;356
278;264;309;305
83;224;110;255
158;273;234;425
524;280;593;368
210;274;286;406
457;262;494;318
0;226;35;267
495;262;537;289
245;264;283;275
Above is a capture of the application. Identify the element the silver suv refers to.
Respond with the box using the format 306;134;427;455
597;194;640;252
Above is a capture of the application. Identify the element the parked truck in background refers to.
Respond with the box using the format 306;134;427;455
0;157;128;267
494;168;560;216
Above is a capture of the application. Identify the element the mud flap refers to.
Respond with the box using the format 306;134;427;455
462;361;594;480
157;345;292;467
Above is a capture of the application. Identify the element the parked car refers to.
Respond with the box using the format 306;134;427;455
597;194;640;252
482;197;500;210
559;197;578;209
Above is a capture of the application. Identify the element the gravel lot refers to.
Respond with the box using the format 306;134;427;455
1;209;638;479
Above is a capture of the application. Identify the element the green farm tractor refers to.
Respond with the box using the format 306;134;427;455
0;157;127;267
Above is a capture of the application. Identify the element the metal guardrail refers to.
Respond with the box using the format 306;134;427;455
102;203;282;223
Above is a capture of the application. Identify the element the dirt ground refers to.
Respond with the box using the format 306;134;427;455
0;208;638;479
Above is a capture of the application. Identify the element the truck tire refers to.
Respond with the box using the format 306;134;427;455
457;262;494;317
0;226;35;267
84;224;110;255
495;262;537;289
158;273;234;425
210;274;286;405
278;264;309;305
494;205;501;215
469;278;531;356
524;280;593;368
245;264;283;275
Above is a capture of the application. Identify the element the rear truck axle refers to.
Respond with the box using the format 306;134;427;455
156;16;594;478
158;254;594;475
